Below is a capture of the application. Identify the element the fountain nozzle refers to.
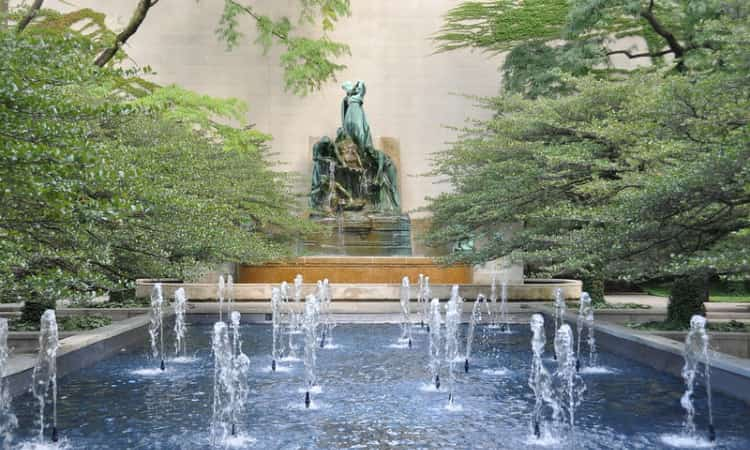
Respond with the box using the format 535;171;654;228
408;338;412;349
709;424;716;442
160;359;165;371
435;375;440;390
231;423;236;436
305;391;311;409
52;426;59;442
576;358;580;372
271;359;276;372
464;358;469;373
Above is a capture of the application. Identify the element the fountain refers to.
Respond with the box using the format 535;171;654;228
553;324;585;432
210;321;230;445
528;314;556;439
553;288;566;333
0;319;17;447
149;283;165;371
428;298;442;390
306;81;410;256
217;275;226;322
423;277;432;332
465;294;485;373
293;274;303;328
445;295;460;406
416;274;425;328
576;292;597;371
499;281;511;333
31;310;59;443
489;274;498;328
271;287;283;371
449;284;463;315
173;287;188;358
399;276;413;348
303;294;321;408
664;315;715;445
226;274;235;315
285;275;304;360
319;279;334;348
210;314;252;446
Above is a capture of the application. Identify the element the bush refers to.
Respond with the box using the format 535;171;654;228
108;288;136;303
581;275;606;306
667;272;708;326
19;297;56;324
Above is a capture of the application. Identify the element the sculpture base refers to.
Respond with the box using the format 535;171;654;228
303;213;411;256
238;256;471;284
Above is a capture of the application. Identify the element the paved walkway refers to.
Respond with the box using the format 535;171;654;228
604;293;750;325
605;293;668;308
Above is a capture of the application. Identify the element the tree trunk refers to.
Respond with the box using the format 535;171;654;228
1;0;8;30
16;0;44;33
94;0;158;67
667;270;709;327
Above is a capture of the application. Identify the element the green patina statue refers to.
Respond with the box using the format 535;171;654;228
310;81;400;214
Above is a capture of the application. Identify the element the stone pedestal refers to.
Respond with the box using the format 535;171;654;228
304;214;411;256
239;256;471;284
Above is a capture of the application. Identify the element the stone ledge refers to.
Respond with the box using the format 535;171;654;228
136;279;582;301
5;310;173;398
542;306;750;404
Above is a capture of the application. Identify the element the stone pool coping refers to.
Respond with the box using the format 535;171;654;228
5;310;173;398
6;303;750;404
135;278;582;301
542;306;750;403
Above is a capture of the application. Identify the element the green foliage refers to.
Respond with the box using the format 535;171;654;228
436;0;744;96
628;320;749;332
216;0;351;95
581;275;606;306
59;315;112;331
502;40;603;98
425;13;750;285
435;0;569;53
10;315;112;331
19;298;55;324
1;21;312;306
667;272;708;326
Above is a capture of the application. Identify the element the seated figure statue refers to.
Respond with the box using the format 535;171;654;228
309;80;400;214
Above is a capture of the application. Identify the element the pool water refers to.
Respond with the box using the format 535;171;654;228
9;323;750;449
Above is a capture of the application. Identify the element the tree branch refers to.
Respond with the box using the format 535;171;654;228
606;48;673;59
15;0;43;33
1;0;8;30
94;0;159;67
640;9;685;61
229;0;289;41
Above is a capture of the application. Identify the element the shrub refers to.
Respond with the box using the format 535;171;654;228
19;297;56;325
581;275;606;306
667;272;708;326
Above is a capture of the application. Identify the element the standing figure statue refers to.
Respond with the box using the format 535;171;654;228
340;81;373;155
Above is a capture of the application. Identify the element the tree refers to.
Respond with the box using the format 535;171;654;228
426;2;750;313
0;20;311;321
215;0;351;95
435;0;732;97
11;0;351;94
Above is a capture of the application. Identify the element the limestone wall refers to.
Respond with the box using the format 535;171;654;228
30;0;504;213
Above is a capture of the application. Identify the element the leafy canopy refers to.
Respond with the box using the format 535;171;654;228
0;20;311;304
216;0;351;95
426;2;750;282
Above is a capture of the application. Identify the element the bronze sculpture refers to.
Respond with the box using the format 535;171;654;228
310;81;400;214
